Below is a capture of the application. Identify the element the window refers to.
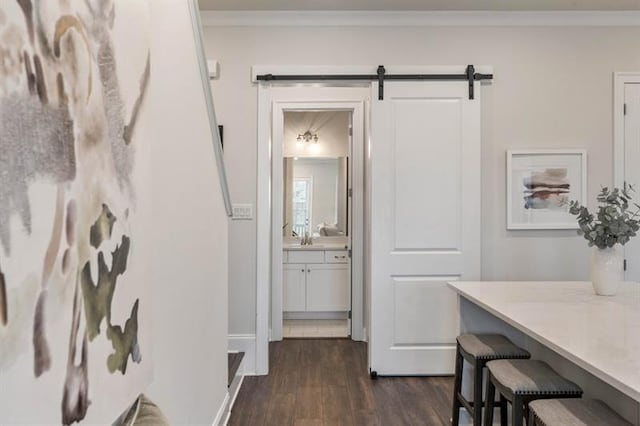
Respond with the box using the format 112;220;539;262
292;177;312;236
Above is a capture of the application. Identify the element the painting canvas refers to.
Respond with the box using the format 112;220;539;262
0;0;151;424
507;150;587;230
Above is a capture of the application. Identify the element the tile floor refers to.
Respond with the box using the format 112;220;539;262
283;319;350;338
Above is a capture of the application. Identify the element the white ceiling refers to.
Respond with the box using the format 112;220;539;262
284;111;349;145
198;0;640;11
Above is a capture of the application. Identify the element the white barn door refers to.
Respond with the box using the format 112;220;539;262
369;81;481;375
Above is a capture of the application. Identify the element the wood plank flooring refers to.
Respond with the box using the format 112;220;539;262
228;339;454;426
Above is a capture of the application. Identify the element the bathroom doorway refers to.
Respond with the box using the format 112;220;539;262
281;110;352;338
265;91;366;347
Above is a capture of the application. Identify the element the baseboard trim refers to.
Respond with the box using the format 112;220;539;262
213;392;230;426
228;334;256;375
224;375;245;425
284;311;349;320
361;326;368;342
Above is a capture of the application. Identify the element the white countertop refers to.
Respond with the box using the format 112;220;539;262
283;244;349;251
448;281;640;402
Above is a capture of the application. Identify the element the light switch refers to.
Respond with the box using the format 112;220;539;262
232;204;253;220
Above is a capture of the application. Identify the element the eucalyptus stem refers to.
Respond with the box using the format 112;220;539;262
569;185;640;249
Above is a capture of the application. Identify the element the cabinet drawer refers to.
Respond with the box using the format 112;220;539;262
325;250;349;263
287;250;325;264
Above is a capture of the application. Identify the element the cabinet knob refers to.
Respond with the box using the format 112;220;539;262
301;269;305;272
307;269;311;273
335;255;346;259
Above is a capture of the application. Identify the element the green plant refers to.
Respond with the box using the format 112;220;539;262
569;185;640;249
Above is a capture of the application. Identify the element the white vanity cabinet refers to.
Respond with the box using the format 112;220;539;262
283;248;350;313
306;264;349;311
282;265;306;311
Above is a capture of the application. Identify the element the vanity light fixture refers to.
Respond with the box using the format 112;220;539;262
297;130;319;143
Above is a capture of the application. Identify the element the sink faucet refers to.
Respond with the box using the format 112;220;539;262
301;232;312;246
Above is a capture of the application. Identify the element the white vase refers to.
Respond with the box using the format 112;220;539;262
590;246;623;296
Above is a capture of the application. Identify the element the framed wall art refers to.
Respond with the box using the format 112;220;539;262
507;149;587;230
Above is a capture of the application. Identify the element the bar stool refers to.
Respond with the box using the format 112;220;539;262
451;334;531;426
528;399;632;426
483;359;583;426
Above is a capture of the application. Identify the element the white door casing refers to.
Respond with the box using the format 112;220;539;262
624;83;640;280
271;98;364;342
369;81;481;375
256;83;368;374
614;73;640;282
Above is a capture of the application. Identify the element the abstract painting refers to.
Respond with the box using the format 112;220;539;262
507;150;587;230
0;1;151;424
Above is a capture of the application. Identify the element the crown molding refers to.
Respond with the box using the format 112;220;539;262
200;10;640;27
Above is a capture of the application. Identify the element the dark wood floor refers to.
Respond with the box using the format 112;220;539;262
228;339;454;426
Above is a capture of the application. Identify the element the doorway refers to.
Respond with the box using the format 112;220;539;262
281;111;352;338
255;66;487;376
614;73;640;281
271;102;365;343
255;86;368;374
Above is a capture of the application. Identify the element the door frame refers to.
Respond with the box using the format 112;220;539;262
256;81;369;374
271;99;365;343
613;72;640;188
613;72;640;280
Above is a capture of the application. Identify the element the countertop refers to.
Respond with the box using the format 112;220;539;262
447;281;640;401
283;244;349;251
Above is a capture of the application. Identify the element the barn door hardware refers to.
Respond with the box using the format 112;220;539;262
256;64;493;100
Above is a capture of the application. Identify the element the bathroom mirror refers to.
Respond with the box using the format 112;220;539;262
283;157;348;238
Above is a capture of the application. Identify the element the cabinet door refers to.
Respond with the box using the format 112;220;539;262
283;264;306;311
306;264;350;312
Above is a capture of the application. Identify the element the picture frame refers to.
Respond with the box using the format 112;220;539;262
507;149;587;230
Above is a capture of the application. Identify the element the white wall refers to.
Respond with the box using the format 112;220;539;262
148;2;228;423
203;21;640;337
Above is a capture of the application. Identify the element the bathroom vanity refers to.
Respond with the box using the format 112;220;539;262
282;244;350;316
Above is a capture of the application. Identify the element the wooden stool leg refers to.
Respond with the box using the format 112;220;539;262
482;373;496;426
499;394;508;426
473;361;484;426
527;408;536;426
451;344;464;425
512;396;523;426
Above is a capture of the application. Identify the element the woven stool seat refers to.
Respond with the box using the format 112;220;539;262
458;334;531;360
483;359;583;425
529;399;632;426
487;359;582;396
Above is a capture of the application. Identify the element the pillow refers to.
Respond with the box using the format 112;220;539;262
113;394;169;426
319;223;341;236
